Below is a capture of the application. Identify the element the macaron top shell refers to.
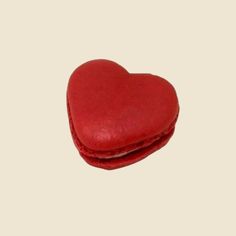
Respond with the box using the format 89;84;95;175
67;60;179;154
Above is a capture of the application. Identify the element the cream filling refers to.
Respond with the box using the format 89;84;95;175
103;136;161;159
105;149;136;158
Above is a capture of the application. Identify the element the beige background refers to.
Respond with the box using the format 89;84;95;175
0;0;235;235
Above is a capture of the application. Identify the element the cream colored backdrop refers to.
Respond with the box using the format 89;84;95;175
0;1;235;235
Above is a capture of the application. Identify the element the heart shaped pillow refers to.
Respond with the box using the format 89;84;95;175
67;59;179;170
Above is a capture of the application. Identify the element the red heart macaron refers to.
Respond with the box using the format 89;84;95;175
67;59;179;170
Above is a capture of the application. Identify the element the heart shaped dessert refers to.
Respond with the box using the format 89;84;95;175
67;59;179;170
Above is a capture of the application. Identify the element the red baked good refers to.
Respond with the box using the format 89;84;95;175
67;59;179;170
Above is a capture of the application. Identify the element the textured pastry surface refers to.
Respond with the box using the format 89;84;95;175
67;59;179;169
